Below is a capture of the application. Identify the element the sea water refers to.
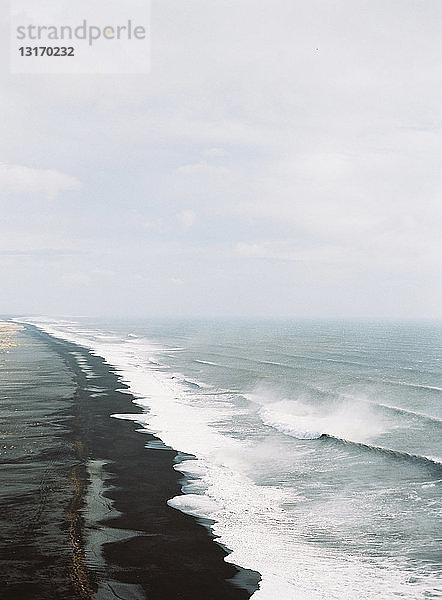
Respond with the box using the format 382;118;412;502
18;317;442;599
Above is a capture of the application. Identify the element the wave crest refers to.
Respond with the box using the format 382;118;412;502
257;397;388;444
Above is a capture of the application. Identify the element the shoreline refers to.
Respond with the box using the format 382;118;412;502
0;321;82;599
1;323;260;599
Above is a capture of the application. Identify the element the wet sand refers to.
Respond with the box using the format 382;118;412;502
0;323;260;599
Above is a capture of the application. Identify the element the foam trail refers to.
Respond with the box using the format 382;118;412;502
374;379;442;392
195;359;221;366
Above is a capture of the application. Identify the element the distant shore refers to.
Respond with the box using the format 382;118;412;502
0;323;260;599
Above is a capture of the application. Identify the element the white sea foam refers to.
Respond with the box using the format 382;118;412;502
17;317;441;600
195;359;221;366
367;378;442;392
246;391;388;444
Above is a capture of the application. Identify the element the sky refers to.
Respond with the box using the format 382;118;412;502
1;0;441;318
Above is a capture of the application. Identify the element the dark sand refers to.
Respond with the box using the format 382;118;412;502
0;324;260;599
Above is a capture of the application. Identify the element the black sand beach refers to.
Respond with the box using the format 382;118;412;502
0;323;260;599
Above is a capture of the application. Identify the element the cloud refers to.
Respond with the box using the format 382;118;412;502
0;249;81;257
203;147;228;158
174;161;231;180
60;273;92;286
0;1;441;317
235;225;441;273
235;242;335;264
230;143;442;276
235;242;282;260
94;269;116;278
176;209;196;229
143;219;169;233
169;277;184;286
0;162;81;200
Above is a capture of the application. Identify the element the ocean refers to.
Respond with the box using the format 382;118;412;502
18;317;442;599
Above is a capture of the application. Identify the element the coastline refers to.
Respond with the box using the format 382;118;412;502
0;323;260;599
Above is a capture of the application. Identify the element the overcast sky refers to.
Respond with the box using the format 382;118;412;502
1;0;441;318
